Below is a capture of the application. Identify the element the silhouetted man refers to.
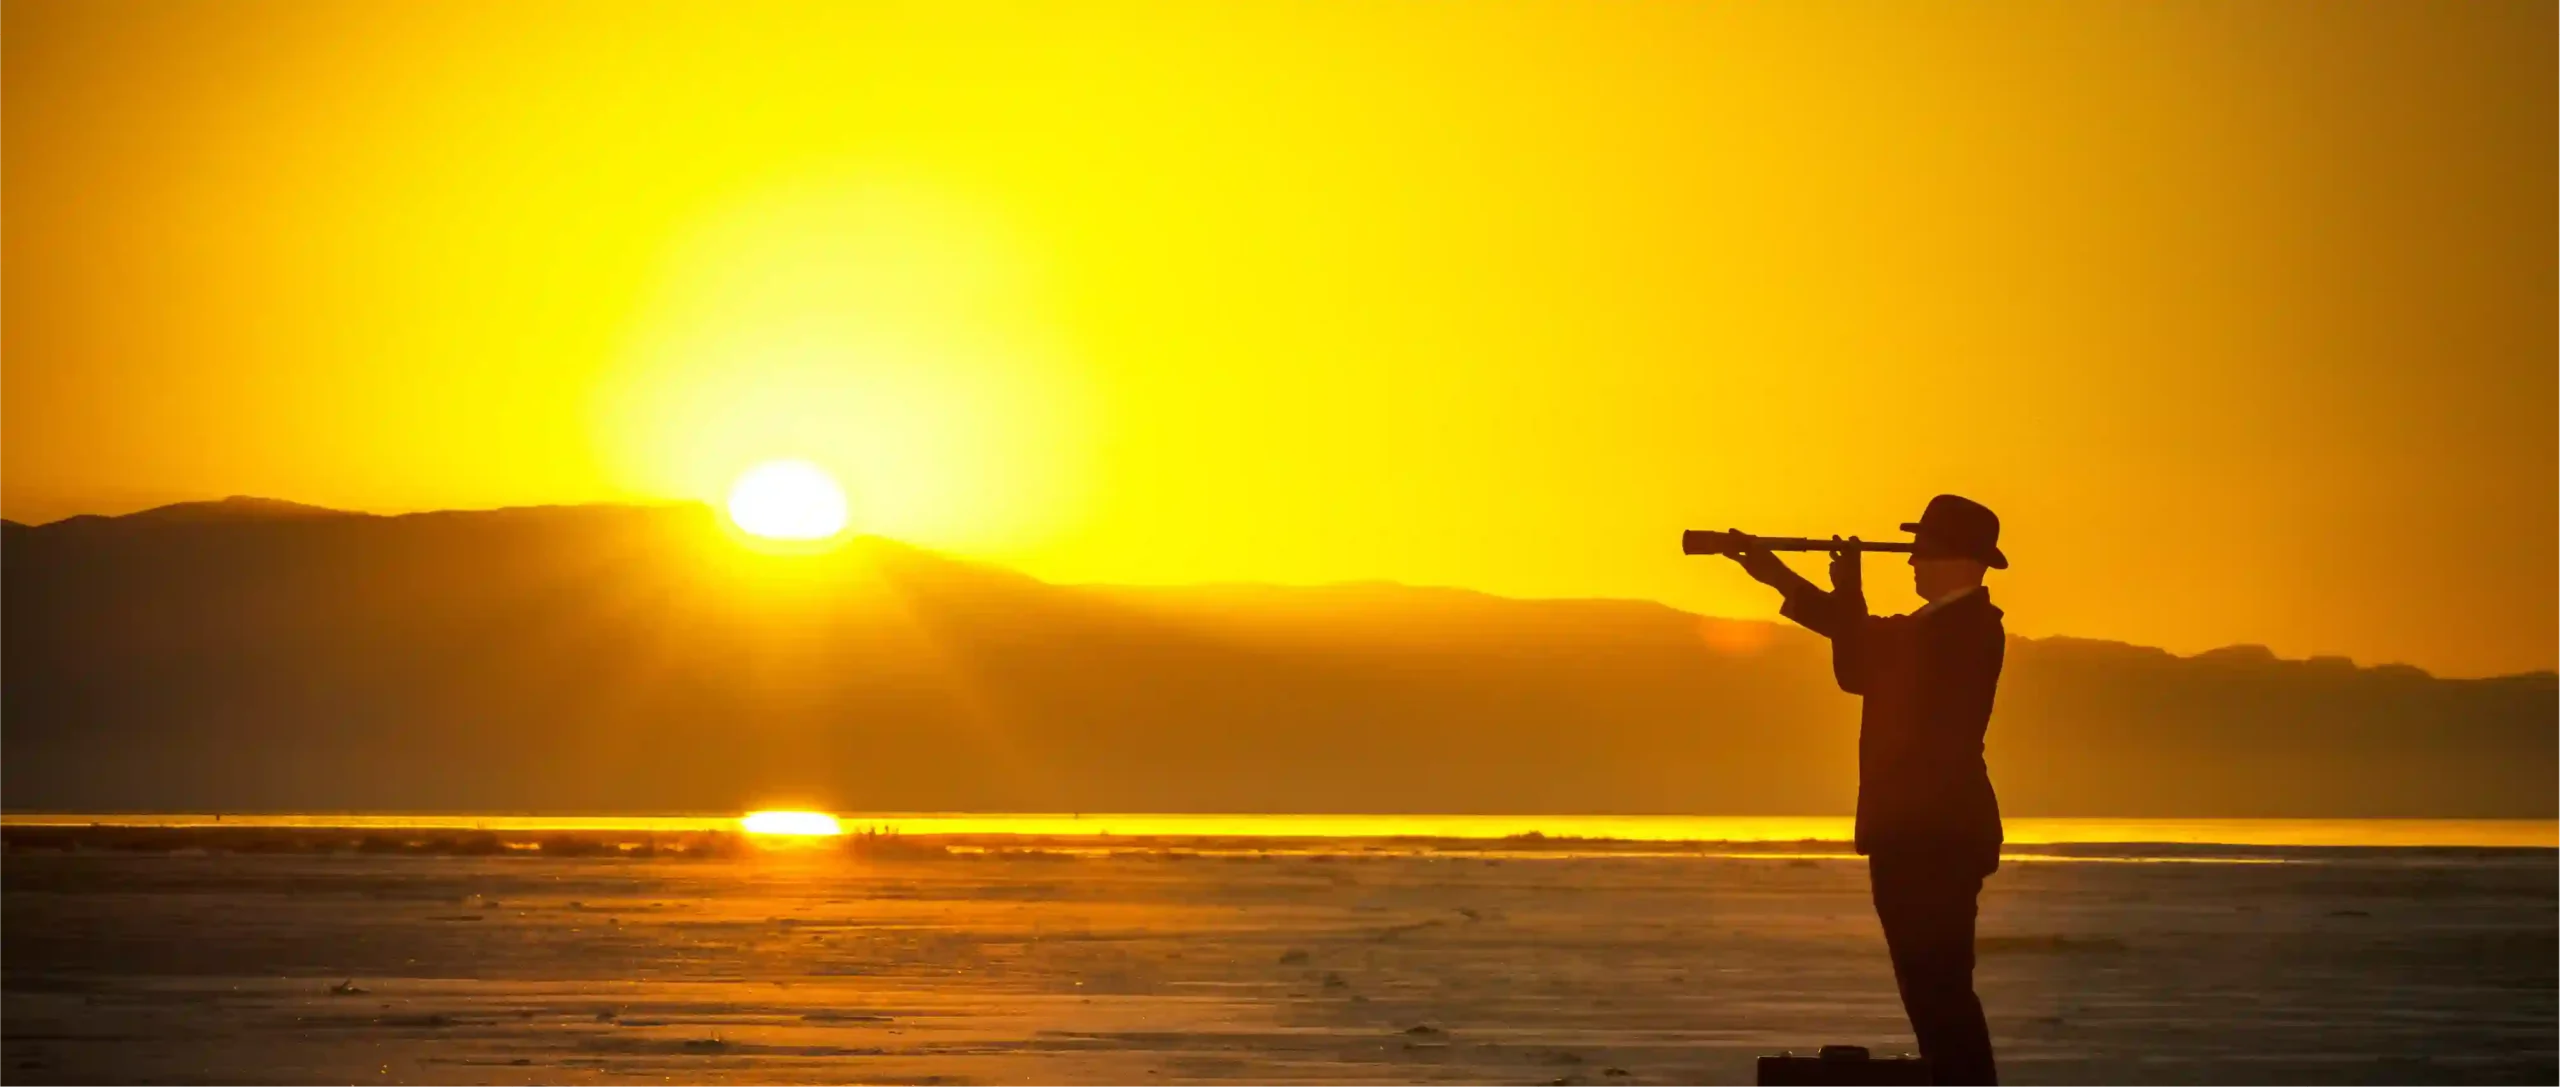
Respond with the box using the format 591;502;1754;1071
1724;495;2008;1086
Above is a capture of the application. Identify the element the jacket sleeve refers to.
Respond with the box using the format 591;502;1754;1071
1778;583;1875;695
1774;573;1866;641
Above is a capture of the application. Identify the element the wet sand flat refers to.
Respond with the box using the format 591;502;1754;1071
4;839;2553;1085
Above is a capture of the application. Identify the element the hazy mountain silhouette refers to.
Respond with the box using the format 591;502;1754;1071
5;501;2551;818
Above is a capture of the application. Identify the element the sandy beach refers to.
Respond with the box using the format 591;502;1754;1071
3;827;2551;1085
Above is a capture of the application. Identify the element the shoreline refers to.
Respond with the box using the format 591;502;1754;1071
4;823;2551;865
2;812;2551;849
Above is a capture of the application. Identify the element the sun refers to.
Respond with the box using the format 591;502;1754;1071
726;460;850;540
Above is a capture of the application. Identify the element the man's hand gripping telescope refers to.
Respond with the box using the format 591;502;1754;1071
1687;529;1871;598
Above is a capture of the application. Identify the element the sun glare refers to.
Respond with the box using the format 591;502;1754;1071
740;811;844;836
726;460;850;540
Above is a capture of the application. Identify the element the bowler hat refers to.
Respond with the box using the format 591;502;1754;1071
1901;494;2008;569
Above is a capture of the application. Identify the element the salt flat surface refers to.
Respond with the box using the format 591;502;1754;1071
5;843;2552;1085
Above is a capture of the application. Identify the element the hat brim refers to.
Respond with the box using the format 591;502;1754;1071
1902;523;2008;570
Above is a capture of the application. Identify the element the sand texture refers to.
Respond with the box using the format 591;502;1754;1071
5;836;2553;1085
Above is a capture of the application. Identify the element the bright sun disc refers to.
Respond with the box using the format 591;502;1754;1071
726;460;849;540
741;811;844;836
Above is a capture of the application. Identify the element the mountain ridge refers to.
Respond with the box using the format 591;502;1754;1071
12;497;2522;682
5;501;2551;818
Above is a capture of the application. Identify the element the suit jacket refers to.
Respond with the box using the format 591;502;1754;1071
1780;580;2005;874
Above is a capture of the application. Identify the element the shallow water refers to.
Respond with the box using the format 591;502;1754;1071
6;813;2552;849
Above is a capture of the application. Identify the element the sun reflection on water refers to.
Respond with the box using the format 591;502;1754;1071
739;811;844;836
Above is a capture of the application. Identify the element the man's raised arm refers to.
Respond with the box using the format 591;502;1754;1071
1727;531;1869;639
1725;533;1874;695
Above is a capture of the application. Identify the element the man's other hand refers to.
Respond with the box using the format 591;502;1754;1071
1829;535;1864;596
1725;528;1791;586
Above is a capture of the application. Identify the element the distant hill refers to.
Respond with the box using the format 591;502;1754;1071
4;500;2551;817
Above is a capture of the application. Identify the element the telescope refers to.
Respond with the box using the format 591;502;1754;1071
1682;530;1916;557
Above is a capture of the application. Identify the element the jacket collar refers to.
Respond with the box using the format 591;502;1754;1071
1915;584;1996;622
1915;584;1983;618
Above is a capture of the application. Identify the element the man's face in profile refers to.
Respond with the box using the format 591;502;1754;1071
1910;551;1985;602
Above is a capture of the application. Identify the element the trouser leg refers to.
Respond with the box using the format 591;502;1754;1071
1870;856;1997;1086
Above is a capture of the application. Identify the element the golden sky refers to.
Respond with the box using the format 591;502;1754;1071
5;0;2552;677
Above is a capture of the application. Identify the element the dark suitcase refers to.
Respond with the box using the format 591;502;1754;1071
1756;1045;1933;1085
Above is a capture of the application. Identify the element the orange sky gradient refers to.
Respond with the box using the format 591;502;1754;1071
5;0;2553;677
